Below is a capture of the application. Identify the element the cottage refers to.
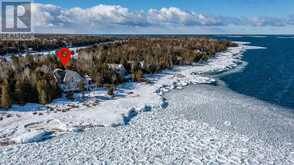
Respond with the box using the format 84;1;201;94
127;61;144;70
53;69;85;92
108;64;127;77
194;49;202;53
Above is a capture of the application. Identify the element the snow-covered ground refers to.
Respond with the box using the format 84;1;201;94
1;85;293;164
0;42;262;145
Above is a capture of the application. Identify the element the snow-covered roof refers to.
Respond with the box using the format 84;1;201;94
63;70;83;83
53;69;85;92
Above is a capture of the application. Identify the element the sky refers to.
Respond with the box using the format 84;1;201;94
34;0;294;17
16;0;294;34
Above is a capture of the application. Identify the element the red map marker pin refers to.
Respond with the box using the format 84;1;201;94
55;48;73;66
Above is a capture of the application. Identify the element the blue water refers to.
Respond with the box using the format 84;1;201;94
213;35;294;110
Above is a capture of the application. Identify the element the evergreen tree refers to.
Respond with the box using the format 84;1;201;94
78;80;85;99
107;84;115;97
1;80;11;108
14;78;25;104
132;69;143;82
36;80;49;104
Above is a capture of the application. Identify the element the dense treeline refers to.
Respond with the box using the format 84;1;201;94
0;37;236;108
77;38;236;84
0;34;114;55
0;55;63;108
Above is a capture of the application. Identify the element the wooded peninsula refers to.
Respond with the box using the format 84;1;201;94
0;36;237;108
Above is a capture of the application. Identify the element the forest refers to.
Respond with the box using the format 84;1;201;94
0;34;114;55
0;37;237;108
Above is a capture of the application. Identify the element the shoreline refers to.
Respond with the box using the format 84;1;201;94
0;42;257;145
2;40;294;163
1;83;294;164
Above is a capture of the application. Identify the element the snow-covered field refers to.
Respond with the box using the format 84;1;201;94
0;42;261;145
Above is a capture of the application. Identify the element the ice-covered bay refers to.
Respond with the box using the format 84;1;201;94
1;85;294;164
166;84;294;151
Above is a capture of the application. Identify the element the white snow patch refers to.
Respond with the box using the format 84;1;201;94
224;121;232;127
11;131;52;144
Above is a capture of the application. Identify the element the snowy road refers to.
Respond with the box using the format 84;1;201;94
1;85;294;165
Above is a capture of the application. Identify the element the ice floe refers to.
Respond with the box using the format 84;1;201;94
11;131;53;144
